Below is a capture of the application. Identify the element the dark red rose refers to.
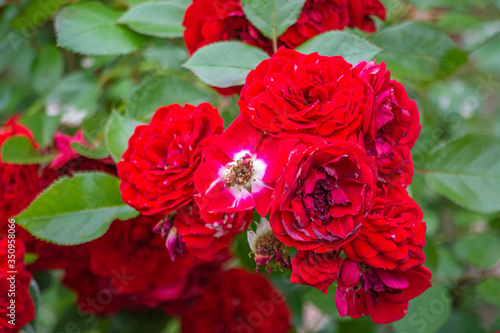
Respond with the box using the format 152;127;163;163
174;202;234;261
118;103;224;215
356;61;421;187
183;0;272;55
181;268;291;333
335;259;431;324
270;140;377;253
183;0;385;54
0;116;40;229
239;48;372;142
290;250;342;294
0;238;35;332
61;215;200;314
343;185;426;271
347;0;386;33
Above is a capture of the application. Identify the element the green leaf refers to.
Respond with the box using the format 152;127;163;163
125;75;217;120
32;44;64;94
17;172;139;245
470;32;500;74
477;278;500;307
70;142;110;160
55;2;144;55
455;232;500;269
184;41;269;88
295;31;381;65
105;111;141;163
241;0;307;39
118;2;185;38
28;279;41;331
20;114;60;148
10;0;69;30
1;136;53;164
47;72;100;122
393;284;451;333
371;22;467;81
424;134;500;214
109;311;170;333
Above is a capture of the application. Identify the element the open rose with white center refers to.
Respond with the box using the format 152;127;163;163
194;116;296;224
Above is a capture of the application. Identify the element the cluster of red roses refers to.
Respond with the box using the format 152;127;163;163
119;47;431;323
0;118;291;333
184;0;386;55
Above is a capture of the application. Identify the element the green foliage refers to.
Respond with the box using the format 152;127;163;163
296;31;381;64
425;134;500;214
105;111;141;163
1;136;53;164
393;284;452;333
184;41;269;88
32;45;64;95
17;172;139;245
20;114;60;148
241;0;307;39
371;21;467;81
125;74;217;120
118;2;186;38
55;2;144;55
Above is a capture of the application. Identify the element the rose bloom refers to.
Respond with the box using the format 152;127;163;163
0;116;40;229
356;61;421;188
0;238;35;332
239;48;372;142
174;201;240;261
181;268;291;333
195;116;296;221
118;103;224;215
347;0;386;33
183;0;386;55
343;185;426;271
335;259;431;324
62;215;200;314
290;250;342;294
270;140;377;253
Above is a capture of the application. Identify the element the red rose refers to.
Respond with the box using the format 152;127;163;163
194;116;296;218
0;238;35;332
183;0;386;55
270;140;377;253
356;61;421;187
239;48;372;142
347;0;386;33
335;259;432;324
183;0;272;55
343;185;426;271
118;103;224;215
0;116;40;228
174;202;235;261
181;268;291;333
290;250;342;294
62;215;199;314
278;0;351;48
